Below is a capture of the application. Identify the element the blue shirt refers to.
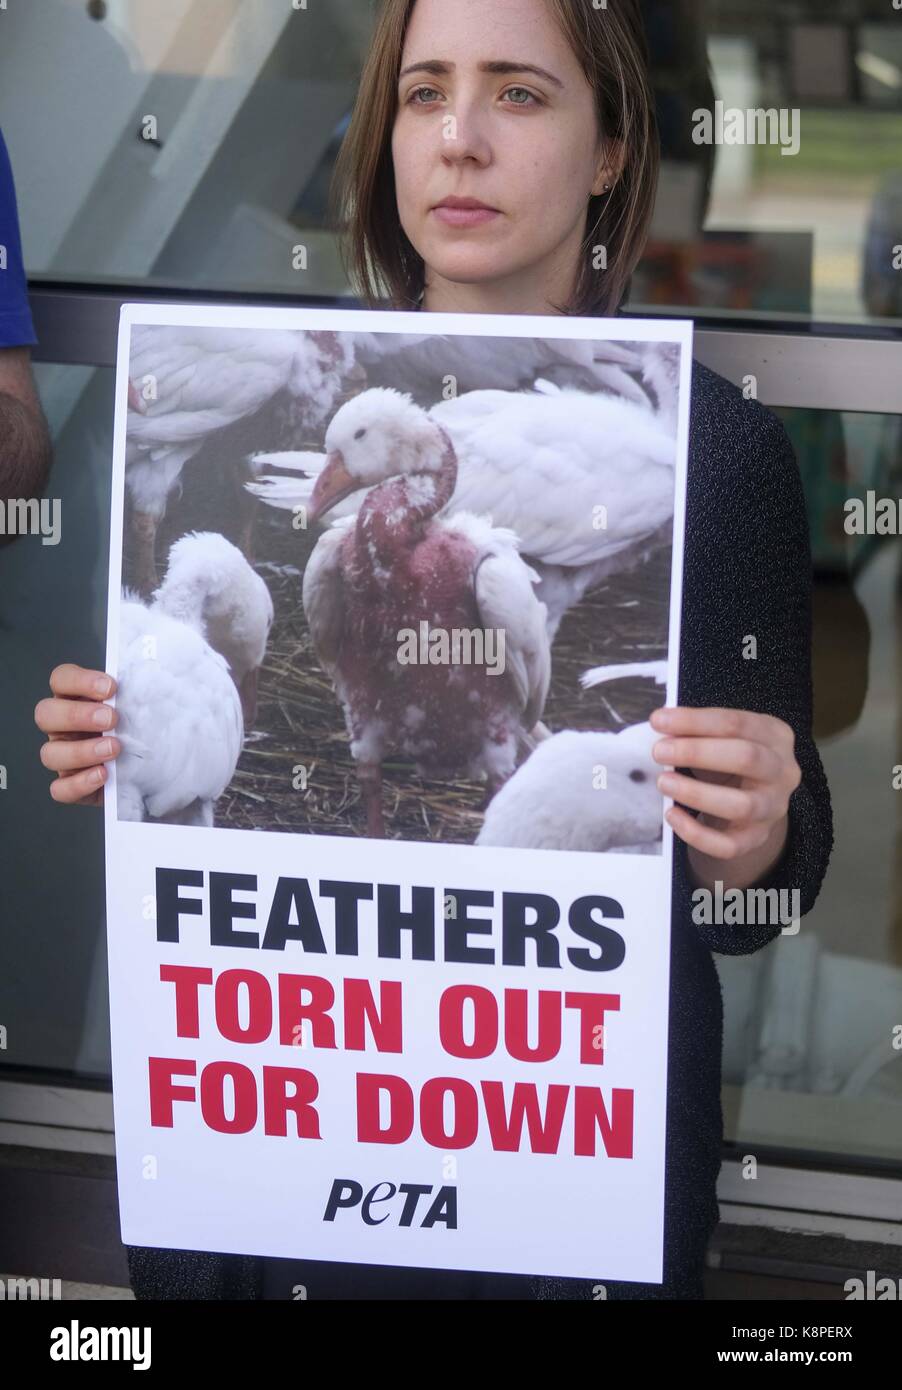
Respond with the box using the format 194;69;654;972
0;126;37;347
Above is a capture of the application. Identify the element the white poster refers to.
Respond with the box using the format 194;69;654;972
103;303;692;1282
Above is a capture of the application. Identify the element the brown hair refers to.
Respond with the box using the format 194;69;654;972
329;0;660;315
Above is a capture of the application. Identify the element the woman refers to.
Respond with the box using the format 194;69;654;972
34;0;833;1299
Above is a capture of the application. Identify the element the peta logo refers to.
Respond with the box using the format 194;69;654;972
50;1321;151;1369
324;1178;457;1228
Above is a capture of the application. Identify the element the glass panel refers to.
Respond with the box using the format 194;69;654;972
634;1;902;328
0;363;114;1081
719;404;902;1169
2;1;900;325
1;0;368;298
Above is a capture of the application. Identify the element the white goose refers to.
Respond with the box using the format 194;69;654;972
300;392;552;836
247;380;675;638
126;326;362;591
348;332;652;404
114;532;274;826
476;661;668;851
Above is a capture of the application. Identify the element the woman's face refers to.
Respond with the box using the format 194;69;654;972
392;0;612;309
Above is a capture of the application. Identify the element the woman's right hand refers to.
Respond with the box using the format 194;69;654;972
34;664;121;807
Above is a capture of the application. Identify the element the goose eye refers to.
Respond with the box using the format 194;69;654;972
629;769;647;783
354;427;366;440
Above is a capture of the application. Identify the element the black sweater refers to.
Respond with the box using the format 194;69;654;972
124;360;834;1300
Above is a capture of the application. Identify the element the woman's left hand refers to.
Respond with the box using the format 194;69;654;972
649;705;802;864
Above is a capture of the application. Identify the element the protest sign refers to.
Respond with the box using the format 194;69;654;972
104;303;692;1281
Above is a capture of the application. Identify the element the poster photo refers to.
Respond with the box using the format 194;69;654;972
103;303;692;1282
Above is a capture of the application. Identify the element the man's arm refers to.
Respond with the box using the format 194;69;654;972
0;345;51;543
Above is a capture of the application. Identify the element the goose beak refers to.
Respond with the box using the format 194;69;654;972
308;450;357;521
238;666;258;726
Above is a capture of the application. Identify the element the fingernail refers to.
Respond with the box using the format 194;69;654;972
657;773;676;791
93;706;113;727
91;767;104;785
94;739;113;757
655;739;675;757
94;676;112;697
652;708;673;728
